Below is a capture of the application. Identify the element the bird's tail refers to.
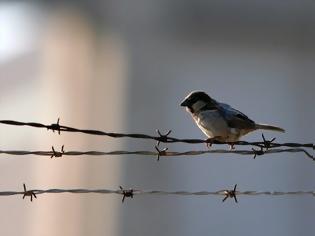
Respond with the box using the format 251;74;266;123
255;123;285;133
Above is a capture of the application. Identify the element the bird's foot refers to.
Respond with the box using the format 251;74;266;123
205;138;215;149
205;137;223;149
229;143;236;150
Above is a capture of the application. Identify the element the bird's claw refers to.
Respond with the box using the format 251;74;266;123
205;138;215;149
229;143;235;150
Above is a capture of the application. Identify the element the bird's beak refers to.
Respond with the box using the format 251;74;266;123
180;99;189;107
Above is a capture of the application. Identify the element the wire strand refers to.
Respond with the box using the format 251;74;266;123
3;186;315;202
0;119;313;149
0;147;313;161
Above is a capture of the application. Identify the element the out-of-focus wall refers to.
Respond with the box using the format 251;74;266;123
0;3;128;236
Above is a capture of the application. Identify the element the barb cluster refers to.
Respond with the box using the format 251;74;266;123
47;118;61;134
119;186;134;202
251;134;277;159
51;145;65;158
222;184;238;203
22;184;37;202
156;129;172;146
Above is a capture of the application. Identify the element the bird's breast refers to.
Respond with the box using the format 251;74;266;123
193;110;230;138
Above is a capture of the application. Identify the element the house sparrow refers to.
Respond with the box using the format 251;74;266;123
180;91;285;143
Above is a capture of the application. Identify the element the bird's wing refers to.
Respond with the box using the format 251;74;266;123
216;103;256;129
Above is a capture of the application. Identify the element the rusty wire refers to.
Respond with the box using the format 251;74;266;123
0;146;314;161
0;119;313;150
2;184;315;202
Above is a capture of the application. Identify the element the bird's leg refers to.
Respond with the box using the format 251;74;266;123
205;138;213;148
205;137;221;149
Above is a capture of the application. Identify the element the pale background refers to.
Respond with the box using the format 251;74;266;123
0;1;314;235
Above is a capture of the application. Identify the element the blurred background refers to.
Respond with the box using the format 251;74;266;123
0;0;314;235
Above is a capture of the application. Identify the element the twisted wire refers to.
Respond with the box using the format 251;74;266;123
0;147;313;160
2;187;315;199
0;119;313;150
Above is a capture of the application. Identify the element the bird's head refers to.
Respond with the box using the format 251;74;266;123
180;91;216;113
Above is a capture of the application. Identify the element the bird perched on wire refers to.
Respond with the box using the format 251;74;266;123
180;91;285;145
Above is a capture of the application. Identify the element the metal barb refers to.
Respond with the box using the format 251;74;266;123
262;134;276;150
156;129;172;146
119;186;134;203
51;145;65;158
222;184;238;203
155;145;168;161
22;184;37;202
252;147;265;159
47;118;61;134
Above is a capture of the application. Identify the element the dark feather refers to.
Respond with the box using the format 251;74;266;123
199;103;218;111
216;103;256;129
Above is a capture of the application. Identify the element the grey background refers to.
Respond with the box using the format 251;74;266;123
0;1;314;235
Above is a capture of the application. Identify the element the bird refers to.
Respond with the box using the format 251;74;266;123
180;91;285;144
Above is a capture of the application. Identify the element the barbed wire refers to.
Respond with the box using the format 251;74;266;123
0;119;314;151
0;146;314;161
3;184;315;203
1;119;314;203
